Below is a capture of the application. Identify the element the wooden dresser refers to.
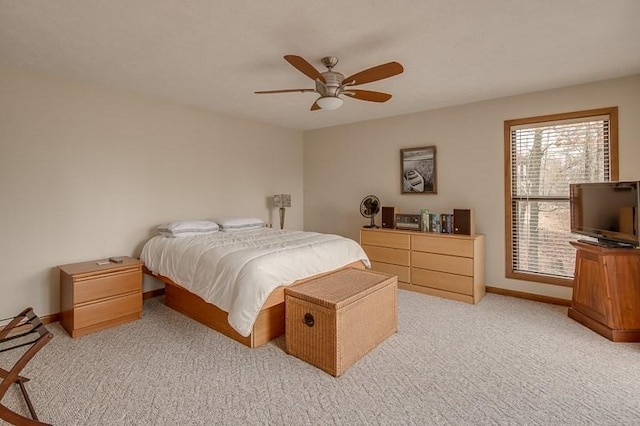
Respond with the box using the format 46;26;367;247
59;257;143;337
360;228;485;304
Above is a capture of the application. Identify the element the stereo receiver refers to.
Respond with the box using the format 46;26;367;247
395;213;421;230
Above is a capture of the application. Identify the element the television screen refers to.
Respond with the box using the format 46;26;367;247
570;181;639;247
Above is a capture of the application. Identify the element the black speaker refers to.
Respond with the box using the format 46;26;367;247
453;209;474;235
381;206;396;228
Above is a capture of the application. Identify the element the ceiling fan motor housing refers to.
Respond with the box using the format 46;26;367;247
319;71;345;97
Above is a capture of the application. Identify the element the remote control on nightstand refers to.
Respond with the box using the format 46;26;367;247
109;257;124;264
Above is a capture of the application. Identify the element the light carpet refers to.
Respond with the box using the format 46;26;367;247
2;291;640;425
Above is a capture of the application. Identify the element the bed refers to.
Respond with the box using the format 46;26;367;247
141;223;370;348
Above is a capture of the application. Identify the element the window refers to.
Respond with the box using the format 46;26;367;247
504;107;618;286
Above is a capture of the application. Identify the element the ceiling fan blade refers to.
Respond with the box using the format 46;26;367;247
310;101;321;111
284;55;326;83
343;89;392;103
343;62;404;86
255;89;315;94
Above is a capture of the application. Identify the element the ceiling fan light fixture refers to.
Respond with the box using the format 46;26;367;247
316;96;343;111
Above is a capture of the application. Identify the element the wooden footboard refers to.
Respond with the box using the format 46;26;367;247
145;260;366;348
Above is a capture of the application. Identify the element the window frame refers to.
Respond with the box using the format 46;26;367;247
504;107;619;286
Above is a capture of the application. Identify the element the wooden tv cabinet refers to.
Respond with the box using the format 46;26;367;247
568;241;640;342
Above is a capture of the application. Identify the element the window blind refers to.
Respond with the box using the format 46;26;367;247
509;116;611;279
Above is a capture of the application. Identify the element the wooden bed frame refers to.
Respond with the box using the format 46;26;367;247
144;261;365;348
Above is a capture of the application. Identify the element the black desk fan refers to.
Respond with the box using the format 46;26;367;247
360;195;381;228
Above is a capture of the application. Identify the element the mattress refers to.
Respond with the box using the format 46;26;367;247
140;228;370;336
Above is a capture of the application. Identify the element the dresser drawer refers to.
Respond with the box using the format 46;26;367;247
74;292;142;329
362;245;410;266
74;269;141;305
411;252;474;276
411;235;474;257
370;261;410;283
361;231;410;250
411;268;473;295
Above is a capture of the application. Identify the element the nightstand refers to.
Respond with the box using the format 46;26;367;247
58;256;143;337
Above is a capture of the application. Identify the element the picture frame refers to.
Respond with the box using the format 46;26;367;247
400;146;437;194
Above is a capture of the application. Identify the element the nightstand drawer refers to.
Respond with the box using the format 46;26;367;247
74;269;141;304
411;268;473;295
74;292;142;329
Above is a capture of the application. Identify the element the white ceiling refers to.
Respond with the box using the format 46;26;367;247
1;1;639;131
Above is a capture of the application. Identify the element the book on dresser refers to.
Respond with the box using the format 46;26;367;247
428;213;440;233
359;228;485;304
440;213;453;234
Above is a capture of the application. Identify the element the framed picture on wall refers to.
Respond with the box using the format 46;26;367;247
400;146;437;194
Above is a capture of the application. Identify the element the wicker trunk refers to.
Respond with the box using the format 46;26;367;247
285;268;397;376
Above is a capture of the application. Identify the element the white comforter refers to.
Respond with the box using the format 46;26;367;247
140;228;370;336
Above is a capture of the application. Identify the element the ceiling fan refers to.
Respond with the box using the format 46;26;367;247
255;55;404;111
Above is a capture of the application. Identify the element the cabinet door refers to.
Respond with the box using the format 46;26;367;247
572;251;611;326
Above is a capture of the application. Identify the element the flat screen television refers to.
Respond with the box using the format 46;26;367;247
570;181;640;247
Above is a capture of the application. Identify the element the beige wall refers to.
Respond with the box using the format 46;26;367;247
2;64;638;319
303;75;640;300
0;65;303;318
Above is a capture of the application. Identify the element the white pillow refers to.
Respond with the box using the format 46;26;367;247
157;220;219;238
214;217;265;231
